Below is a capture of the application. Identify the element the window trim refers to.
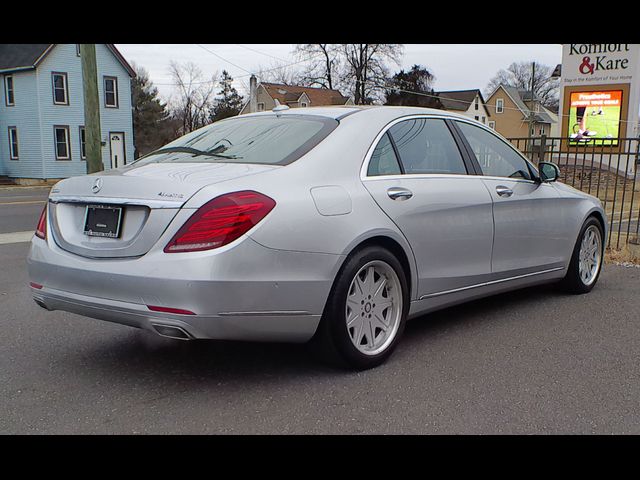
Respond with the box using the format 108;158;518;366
496;98;504;114
53;125;71;160
360;114;479;180
79;126;87;160
8;126;19;160
52;72;69;105
451;118;538;182
104;76;119;108
5;75;15;106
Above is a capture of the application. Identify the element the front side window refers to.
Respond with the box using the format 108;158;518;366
54;126;71;160
79;126;86;159
8;127;19;159
456;121;532;180
496;98;504;114
367;132;401;176
104;76;118;107
387;118;467;175
135;115;338;167
52;72;68;105
5;75;15;106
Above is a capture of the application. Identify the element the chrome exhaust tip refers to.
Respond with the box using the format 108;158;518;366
151;323;193;341
33;298;51;311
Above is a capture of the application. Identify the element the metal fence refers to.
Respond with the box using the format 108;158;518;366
508;136;640;249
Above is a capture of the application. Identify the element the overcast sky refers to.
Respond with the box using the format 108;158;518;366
116;44;562;102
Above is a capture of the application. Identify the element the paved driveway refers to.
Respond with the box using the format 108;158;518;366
1;237;639;434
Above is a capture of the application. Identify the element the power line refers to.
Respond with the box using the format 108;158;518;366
195;44;253;75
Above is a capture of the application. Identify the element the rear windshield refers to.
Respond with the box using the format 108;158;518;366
134;114;338;166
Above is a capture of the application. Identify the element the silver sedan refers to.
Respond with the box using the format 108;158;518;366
27;106;607;369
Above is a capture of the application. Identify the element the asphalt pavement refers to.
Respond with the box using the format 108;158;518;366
1;187;639;434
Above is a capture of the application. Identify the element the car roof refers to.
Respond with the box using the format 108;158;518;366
239;105;475;122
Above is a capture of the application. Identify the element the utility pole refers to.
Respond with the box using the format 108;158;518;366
528;61;536;140
81;44;103;174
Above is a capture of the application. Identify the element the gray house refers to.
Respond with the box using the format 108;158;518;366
0;44;135;184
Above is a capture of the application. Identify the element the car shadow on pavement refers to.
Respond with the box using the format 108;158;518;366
65;283;567;383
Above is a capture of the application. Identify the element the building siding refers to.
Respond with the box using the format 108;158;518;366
0;44;134;180
0;70;44;177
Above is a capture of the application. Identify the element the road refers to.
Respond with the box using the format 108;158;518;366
0;187;49;234
1;187;639;434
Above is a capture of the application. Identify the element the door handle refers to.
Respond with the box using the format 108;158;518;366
387;187;413;201
495;186;513;197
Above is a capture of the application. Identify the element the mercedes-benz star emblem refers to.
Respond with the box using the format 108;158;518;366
92;178;103;194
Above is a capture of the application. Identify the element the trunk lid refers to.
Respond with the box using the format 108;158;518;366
48;162;279;258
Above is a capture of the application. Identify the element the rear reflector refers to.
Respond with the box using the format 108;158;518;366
35;204;47;240
147;305;196;315
164;190;276;253
29;282;43;289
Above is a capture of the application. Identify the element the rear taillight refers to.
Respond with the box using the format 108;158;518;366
164;191;276;253
35;204;47;239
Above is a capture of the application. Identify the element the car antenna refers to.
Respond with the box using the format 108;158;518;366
272;99;290;113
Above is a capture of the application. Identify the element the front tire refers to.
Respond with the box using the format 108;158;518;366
561;216;604;294
314;246;409;370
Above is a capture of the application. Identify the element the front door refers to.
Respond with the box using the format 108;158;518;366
454;121;565;277
109;132;125;169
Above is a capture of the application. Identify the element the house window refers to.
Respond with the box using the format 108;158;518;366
104;76;118;108
79;126;86;159
54;126;71;160
52;72;69;105
300;102;308;108
257;102;265;112
5;75;15;106
482;116;486;123
474;116;479;121
488;121;496;129
8;127;19;160
540;126;545;136
475;99;479;110
76;44;81;56
496;98;504;114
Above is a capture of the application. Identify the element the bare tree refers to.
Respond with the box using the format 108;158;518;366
253;61;303;86
167;61;217;135
339;44;404;105
295;44;340;90
485;61;559;110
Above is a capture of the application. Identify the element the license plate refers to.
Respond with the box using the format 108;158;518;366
83;205;123;238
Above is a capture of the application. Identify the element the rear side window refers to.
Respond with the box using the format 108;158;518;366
388;118;467;175
367;132;402;176
135;115;338;166
456;121;532;180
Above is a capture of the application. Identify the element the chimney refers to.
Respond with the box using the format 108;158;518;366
249;74;257;113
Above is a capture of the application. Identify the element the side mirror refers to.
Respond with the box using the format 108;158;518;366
539;162;560;182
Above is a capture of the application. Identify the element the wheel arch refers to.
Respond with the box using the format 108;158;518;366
337;232;418;301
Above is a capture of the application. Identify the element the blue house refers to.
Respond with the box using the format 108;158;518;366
0;44;135;184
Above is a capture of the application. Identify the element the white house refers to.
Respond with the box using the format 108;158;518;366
435;89;491;125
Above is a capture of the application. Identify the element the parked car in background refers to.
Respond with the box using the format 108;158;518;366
27;106;606;369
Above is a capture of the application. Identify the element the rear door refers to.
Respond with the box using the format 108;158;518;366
454;121;566;277
362;116;495;299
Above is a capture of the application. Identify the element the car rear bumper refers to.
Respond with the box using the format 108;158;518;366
27;235;344;342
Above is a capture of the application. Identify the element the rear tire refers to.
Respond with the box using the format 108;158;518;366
560;216;604;294
313;246;409;370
